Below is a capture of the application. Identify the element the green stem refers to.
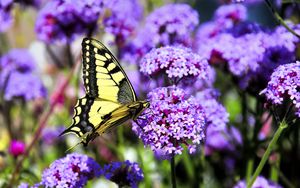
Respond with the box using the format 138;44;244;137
170;156;177;188
246;159;254;184
247;120;288;188
182;152;195;180
264;0;300;38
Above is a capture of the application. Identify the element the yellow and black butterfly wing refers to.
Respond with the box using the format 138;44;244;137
81;38;137;104
61;38;147;146
60;95;122;145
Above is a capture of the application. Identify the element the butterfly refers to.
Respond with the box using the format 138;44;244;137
60;38;149;146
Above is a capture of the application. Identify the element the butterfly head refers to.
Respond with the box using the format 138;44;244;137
142;101;150;109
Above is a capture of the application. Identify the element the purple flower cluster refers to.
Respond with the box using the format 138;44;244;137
0;0;13;32
205;125;242;155
103;0;143;45
195;4;247;43
214;4;247;25
145;3;199;47
42;126;65;145
121;3;199;64
260;61;300;117
101;160;144;188
35;0;104;43
196;4;299;92
0;49;47;101
197;22;299;90
132;86;206;159
233;176;282;188
41;153;101;187
194;89;240;154
140;46;209;85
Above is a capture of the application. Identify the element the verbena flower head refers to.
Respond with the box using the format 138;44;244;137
35;0;103;43
101;160;144;188
42;126;65;145
9;140;26;158
41;153;101;188
103;0;143;44
0;0;13;32
140;46;209;85
195;4;247;41
4;72;47;101
197;23;299;91
252;46;294;84
196;89;229;129
132;86;206;159
0;49;36;83
122;3;199;64
205;125;242;155
272;24;300;52
144;3;199;47
0;49;46;101
214;4;247;27
260;61;300;117
233;176;282;188
195;22;222;45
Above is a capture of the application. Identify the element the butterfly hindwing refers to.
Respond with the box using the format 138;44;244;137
82;38;136;104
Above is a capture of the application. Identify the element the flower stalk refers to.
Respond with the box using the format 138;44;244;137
171;156;177;188
247;120;288;188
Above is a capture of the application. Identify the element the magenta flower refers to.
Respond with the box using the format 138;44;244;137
9;140;26;158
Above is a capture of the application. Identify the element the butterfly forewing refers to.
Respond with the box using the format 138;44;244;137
82;38;136;104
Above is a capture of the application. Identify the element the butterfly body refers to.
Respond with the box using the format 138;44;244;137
61;38;149;146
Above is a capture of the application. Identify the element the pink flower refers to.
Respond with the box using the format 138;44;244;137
9;140;26;157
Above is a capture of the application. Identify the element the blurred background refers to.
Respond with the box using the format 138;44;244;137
0;0;299;187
